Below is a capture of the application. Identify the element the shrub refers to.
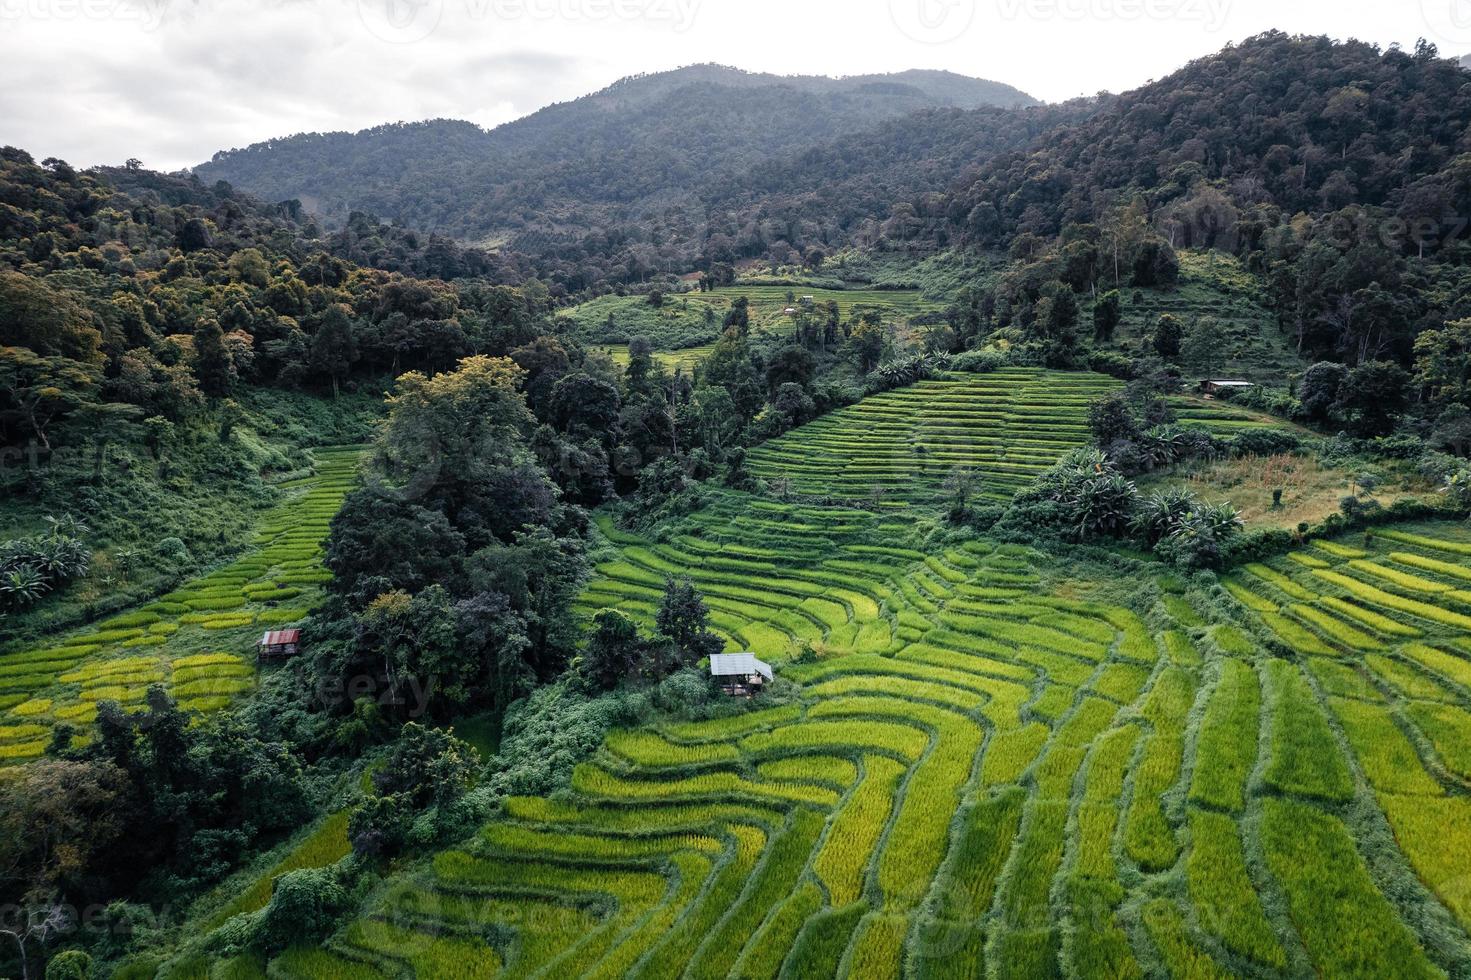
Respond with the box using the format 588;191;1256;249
45;950;93;980
950;348;1012;373
253;867;348;953
1230;429;1301;456
155;537;192;566
1010;450;1137;541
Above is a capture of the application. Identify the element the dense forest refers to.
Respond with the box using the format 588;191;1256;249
195;66;1035;248
11;29;1471;980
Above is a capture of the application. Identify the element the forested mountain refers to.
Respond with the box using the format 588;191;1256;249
942;32;1471;244
523;98;1100;291
193;65;1036;245
197;34;1471;310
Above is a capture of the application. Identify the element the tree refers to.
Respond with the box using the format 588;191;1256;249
0;759;132;906
0;347;100;451
355;587;463;713
325;488;466;604
1298;361;1347;422
582;610;643;690
771;382;814;428
1036;281;1079;343
1414;318;1471;409
550;372;621;444
371;723;477;809
655;577;723;667
1092;290;1122;342
255;868;347;953
1432;404;1471;457
0;904;70;980
1130;239;1179;288
723;296;750;334
1089;394;1139;446
347;793;411;859
1153;314;1183;360
700;331;764;421
1181;318;1223;376
624;337;656;398
693;386;738;453
765;345;816;394
227;247;270;287
942;467;981;512
375;355;549;548
510;336;571;418
849;319;887;374
191;318;234;398
1338;360;1409;436
464;525;587;684
45;949;92;980
309;305;358;398
176;217;211;252
0;272;103;363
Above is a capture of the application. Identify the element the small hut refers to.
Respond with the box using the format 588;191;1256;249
1199;379;1254;398
256;629;302;660
710;653;773;696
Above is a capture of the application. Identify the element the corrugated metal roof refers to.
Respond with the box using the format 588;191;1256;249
709;653;772;680
259;629;301;646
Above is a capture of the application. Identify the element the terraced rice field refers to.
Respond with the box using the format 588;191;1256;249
597;344;715;374
261;500;1471;978
1169;394;1291;437
686;285;944;322
746;369;1120;504
0;448;361;761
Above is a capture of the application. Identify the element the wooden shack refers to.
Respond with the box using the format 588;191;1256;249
709;653;773;696
256;628;301;660
1199;379;1255;397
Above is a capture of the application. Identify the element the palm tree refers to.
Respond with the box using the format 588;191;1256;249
0;565;49;609
114;549;142;582
42;513;89;540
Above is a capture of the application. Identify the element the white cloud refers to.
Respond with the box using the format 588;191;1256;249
0;0;1450;170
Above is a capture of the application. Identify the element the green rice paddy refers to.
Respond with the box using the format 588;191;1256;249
745;368;1120;504
229;484;1471;978
0;448;361;761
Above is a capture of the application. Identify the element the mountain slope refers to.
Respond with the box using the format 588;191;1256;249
194;65;1035;242
942;32;1471;244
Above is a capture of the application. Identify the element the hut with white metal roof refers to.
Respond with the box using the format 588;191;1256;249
709;653;773;696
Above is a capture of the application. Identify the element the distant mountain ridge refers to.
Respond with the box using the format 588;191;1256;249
193;64;1036;242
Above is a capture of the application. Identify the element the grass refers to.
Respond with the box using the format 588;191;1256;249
209;811;352;927
174;513;1471;979
1407;702;1471;779
1328;697;1443;796
0;449;361;761
1187;809;1286;967
746;369;1120;505
1261;798;1443;979
814;755;905;905
1378;794;1471;931
1262;659;1354;802
1137;452;1423;532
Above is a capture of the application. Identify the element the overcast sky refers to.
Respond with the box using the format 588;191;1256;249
0;0;1460;171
